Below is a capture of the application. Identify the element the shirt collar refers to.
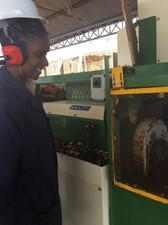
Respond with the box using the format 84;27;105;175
0;67;43;110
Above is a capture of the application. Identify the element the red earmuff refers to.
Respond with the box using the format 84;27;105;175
2;45;23;65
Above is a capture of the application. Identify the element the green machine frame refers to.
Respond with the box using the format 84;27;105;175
109;16;168;225
110;65;168;225
36;16;168;225
37;66;109;159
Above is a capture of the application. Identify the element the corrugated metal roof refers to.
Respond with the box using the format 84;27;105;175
34;0;137;40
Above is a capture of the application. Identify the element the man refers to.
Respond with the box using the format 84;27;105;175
0;2;62;225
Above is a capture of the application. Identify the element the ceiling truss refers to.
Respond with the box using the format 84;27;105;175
37;0;94;21
50;10;137;51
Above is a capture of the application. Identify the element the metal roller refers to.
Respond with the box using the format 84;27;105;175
133;117;168;176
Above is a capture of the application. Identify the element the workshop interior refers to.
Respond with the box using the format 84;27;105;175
35;0;168;225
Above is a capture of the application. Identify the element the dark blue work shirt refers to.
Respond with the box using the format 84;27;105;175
0;67;62;225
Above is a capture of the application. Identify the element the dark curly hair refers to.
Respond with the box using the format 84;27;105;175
0;18;48;62
0;18;48;46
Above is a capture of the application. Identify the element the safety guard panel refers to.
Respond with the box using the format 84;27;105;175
111;89;168;203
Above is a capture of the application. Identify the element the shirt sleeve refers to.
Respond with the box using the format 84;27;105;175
0;112;22;208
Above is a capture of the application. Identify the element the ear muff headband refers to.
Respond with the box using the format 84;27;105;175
2;45;24;65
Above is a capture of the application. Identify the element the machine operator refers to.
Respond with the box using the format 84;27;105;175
0;0;62;224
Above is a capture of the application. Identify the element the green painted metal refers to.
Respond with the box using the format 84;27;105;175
36;70;105;84
135;62;168;76
108;11;168;218
125;74;168;87
48;115;107;149
36;65;109;150
66;82;91;101
139;16;157;65
36;70;106;102
113;186;168;225
124;62;168;87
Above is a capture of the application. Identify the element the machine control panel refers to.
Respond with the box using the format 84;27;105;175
43;102;105;120
91;74;106;100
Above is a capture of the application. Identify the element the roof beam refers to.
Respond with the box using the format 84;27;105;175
37;0;94;21
50;11;137;50
121;0;139;65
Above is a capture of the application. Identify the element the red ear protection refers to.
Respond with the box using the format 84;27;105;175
2;45;24;65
